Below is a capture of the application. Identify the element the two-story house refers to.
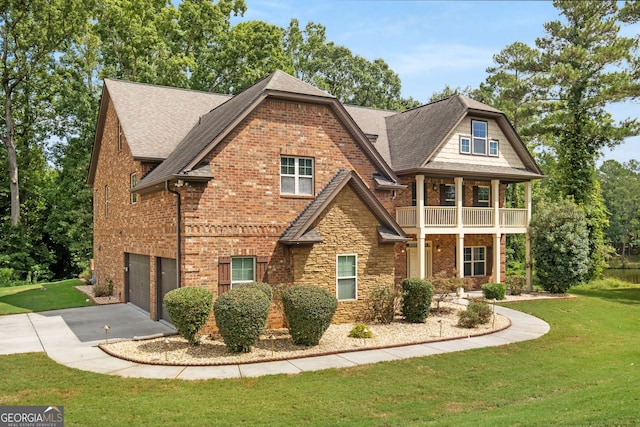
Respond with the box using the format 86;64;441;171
88;70;543;329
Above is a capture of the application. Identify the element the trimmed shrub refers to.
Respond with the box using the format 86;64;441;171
348;323;373;339
401;278;433;323
214;286;270;353
238;282;273;301
93;278;113;297
482;283;506;300
458;298;493;328
505;274;526;295
164;287;213;346
282;285;337;346
367;285;399;324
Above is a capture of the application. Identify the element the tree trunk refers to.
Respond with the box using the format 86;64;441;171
3;85;20;226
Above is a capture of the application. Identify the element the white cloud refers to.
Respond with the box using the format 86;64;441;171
390;43;495;76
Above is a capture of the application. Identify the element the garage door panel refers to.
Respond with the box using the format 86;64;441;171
158;258;177;322
127;254;150;313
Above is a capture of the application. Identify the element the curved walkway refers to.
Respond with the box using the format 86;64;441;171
0;302;549;380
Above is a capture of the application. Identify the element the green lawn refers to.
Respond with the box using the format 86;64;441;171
0;286;638;426
0;279;93;315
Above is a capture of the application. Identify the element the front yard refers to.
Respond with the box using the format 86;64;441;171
0;285;638;426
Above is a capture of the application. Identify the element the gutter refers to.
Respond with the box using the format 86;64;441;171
165;181;181;287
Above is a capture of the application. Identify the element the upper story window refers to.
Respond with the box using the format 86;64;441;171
489;139;499;157
104;185;109;218
460;136;471;154
281;156;313;195
337;254;357;301
444;184;455;206
472;120;488;155
477;186;490;207
118;122;123;151
411;182;428;206
130;173;138;204
231;257;255;288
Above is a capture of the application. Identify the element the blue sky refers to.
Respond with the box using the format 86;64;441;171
234;0;639;164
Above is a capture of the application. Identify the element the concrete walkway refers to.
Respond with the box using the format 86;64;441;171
0;302;550;380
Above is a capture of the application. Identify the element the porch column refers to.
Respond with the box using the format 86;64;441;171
524;181;533;291
457;233;465;279
492;179;500;227
416;175;426;279
493;233;501;283
455;177;463;228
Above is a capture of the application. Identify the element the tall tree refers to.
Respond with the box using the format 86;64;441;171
1;0;91;226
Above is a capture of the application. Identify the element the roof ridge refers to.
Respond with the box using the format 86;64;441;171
105;78;233;97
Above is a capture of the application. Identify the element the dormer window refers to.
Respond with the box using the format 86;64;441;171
460;136;471;154
489;139;499;157
472;120;487;155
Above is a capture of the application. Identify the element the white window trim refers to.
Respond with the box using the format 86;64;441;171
478;186;490;207
336;254;357;301
230;256;256;289
464;246;486;277
131;173;138;204
471;120;488;156
445;184;456;205
280;156;314;196
459;136;471;154
489;139;499;157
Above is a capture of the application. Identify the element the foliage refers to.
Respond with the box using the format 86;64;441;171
92;278;113;297
366;284;399;324
213;286;270;353
0;279;92;315
348;324;373;339
429;271;465;313
574;277;636;290
481;283;506;300
400;278;433;323
237;281;273;301
531;199;590;293
457;297;493;328
505;274;526;296
0;268;14;287
281;285;337;346
163;287;213;346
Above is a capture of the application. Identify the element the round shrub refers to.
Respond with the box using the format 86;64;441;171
164;287;213;346
239;282;273;301
482;283;506;300
213;286;270;353
458;297;493;328
401;278;433;323
282;285;337;346
348;323;373;339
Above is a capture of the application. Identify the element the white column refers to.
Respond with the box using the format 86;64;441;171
455;177;463;228
494;233;501;283
457;233;465;279
416;175;426;279
524;181;533;291
492;179;500;227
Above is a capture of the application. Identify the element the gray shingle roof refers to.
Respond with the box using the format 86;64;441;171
421;161;544;181
280;169;408;245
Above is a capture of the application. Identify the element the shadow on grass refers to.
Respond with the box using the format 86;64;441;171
570;288;640;306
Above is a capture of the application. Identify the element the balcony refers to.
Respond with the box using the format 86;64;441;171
396;206;528;229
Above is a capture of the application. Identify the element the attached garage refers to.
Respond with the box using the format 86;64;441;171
125;253;151;313
157;257;178;323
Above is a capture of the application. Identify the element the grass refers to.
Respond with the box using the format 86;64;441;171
0;286;639;425
0;279;93;315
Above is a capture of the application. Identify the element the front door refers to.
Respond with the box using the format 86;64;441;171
407;242;432;279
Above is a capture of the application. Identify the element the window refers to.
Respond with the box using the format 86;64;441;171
464;247;486;277
472;120;487;155
281;156;313;195
337;255;357;300
118;122;123;151
231;257;255;288
489;139;499;157
130;173;138;204
411;182;428;206
460;136;471;154
477;186;490;207
104;186;109;218
444;184;456;206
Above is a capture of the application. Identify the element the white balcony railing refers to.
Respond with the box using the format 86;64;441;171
395;206;529;229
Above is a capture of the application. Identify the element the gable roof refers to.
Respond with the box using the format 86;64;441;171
135;70;401;192
280;169;408;245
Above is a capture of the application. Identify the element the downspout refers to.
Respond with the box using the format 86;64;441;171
166;181;181;288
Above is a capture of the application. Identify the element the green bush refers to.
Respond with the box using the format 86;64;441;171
282;285;337;346
367;285;399;324
531;199;590;293
93;278;114;297
213;286;271;353
401;278;433;323
348;323;373;339
505;274;526;295
482;283;506;300
164;287;213;346
458;298;493;328
238;282;273;301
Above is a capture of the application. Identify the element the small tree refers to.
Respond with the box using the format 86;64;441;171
429;271;466;314
530;199;590;293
